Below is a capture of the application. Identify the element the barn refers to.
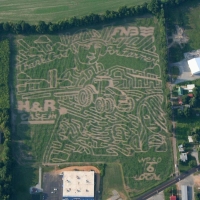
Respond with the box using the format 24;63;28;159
187;58;200;75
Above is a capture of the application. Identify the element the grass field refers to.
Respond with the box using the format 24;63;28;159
11;17;173;199
102;163;127;199
167;0;200;62
0;0;150;24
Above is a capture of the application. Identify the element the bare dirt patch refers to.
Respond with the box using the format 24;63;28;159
119;191;127;200
168;25;189;48
54;165;100;174
107;190;127;200
193;175;200;187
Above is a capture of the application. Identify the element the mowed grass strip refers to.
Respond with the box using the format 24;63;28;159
102;163;128;200
0;0;150;23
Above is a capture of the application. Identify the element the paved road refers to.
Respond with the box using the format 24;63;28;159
136;165;200;200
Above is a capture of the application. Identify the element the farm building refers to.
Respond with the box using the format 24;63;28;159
187;58;200;75
180;153;188;162
62;171;94;200
181;185;188;200
178;144;184;152
184;84;195;92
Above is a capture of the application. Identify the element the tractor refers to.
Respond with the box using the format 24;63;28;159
77;76;134;113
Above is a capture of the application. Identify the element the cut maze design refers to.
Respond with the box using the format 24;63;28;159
134;157;161;180
15;25;168;182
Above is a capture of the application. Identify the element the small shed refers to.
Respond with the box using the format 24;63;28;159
178;144;184;152
188;136;194;143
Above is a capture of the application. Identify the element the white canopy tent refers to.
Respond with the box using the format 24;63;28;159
188;58;200;75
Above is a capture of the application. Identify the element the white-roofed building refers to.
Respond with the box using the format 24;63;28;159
181;185;188;200
180;153;188;162
182;84;195;92
188;136;194;143
62;171;94;200
188;58;200;75
178;144;184;152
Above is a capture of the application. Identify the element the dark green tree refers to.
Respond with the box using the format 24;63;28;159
193;87;199;98
147;0;161;15
20;20;31;33
118;6;128;17
192;134;200;143
2;22;10;32
182;94;190;104
189;97;197;107
183;107;191;118
189;160;196;168
12;22;22;34
177;108;184;117
36;21;48;33
195;192;200;200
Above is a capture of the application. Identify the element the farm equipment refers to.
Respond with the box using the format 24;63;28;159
77;76;134;113
17;74;134;113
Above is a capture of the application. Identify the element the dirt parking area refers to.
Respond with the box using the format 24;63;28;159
193;174;200;187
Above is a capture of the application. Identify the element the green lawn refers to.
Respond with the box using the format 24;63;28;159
167;0;200;62
102;163;128;199
0;0;150;24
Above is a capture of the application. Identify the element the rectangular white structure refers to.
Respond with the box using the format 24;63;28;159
180;153;188;162
188;136;194;143
188;58;200;75
181;185;188;200
182;84;195;91
62;171;94;198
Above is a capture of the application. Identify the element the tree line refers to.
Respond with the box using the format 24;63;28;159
0;0;194;35
0;39;12;200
